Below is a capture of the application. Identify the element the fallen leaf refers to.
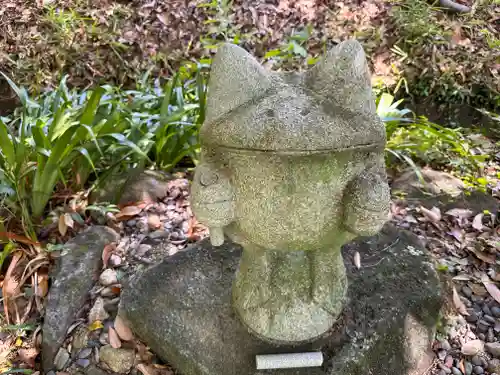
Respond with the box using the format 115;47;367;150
453;286;469;316
449;228;464;242
2;251;22;324
18;348;39;367
116;205;142;219
102;243;116;268
157;13;168;26
108;327;122;348
0;233;40;246
445;208;474;219
36;272;49;297
114;315;134;341
420;206;441;222
470;283;488;296
137;363;157;375
468;247;496;264
482;276;500;304
88;320;104;331
459;359;465;374
353;252;361;269
472;213;484;231
58;214;67;236
461;339;484;355
453;274;472;281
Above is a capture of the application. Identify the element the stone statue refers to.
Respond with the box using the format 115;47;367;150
191;40;390;344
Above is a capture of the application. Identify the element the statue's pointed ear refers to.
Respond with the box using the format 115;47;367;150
305;40;375;113
205;44;271;124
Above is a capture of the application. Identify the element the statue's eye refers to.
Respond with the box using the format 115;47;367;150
199;170;219;187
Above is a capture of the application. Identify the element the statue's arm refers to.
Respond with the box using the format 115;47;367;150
343;155;390;237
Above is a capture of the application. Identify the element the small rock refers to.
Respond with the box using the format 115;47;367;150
99;332;108;345
438;349;448;361
452;367;463;375
148;230;169;240
483;305;493;316
473;304;483;313
99;345;135;373
466;310;479;323
463;286;473;298
472;295;484;303
76;358;91;368
54;347;70;370
491;307;500;318
486;342;500;358
465;362;473;375
438;363;452;374
85;365;110;375
488;328;495;342
457;315;467;326
488;358;500;373
445;355;454;368
103;297;120;315
42;227;119;372
99;269;118;286
478;333;486;341
478;321;490;332
108;254;122;267
126;220;137;227
495;323;500;333
484;315;497;324
462;340;484;356
135;244;151;257
88;297;110;323
473;366;484;374
72;327;89;350
46;371;56;375
439;371;449;375
440;340;452;351
78;348;93;359
472;356;483;366
103;319;114;332
100;287;117;298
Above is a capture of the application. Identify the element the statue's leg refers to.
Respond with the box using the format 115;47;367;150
232;245;273;336
233;244;348;343
308;247;347;319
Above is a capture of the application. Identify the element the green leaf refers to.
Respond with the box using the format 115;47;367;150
264;49;283;58
80;87;105;126
0;119;15;166
291;41;307;57
105;133;152;162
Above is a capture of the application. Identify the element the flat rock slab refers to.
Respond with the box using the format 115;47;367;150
42;226;119;372
119;224;442;375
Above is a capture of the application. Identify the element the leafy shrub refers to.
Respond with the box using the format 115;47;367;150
378;92;488;178
0;67;206;239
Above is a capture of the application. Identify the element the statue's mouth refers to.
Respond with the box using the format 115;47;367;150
209;143;385;155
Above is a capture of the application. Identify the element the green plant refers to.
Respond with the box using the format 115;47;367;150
263;26;321;70
0;64;207;239
377;92;487;179
0;74;148;238
391;0;444;44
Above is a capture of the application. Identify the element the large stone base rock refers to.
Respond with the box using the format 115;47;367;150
119;224;442;375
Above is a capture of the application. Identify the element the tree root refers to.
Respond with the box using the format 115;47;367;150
439;0;471;13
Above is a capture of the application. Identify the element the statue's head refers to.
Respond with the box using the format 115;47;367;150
191;40;389;251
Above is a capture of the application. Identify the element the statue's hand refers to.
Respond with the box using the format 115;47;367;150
343;165;390;237
191;163;234;246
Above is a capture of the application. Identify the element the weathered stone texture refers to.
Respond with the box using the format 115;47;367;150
119;224;442;375
42;226;119;372
190;41;390;342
